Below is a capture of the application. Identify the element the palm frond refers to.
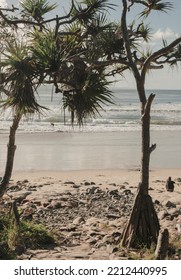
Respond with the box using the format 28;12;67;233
0;39;46;115
168;44;181;67
96;23;125;59
80;0;116;11
0;80;46;115
140;0;173;18
71;0;116;25
30;29;62;76
162;38;168;48
137;23;152;42
63;72;113;126
20;0;57;21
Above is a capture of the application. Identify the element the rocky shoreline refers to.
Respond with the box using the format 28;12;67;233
1;173;181;260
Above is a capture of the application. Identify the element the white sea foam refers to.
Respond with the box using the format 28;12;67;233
1;89;181;133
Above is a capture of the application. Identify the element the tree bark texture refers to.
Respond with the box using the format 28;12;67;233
121;186;160;248
141;93;156;194
0;112;21;198
121;93;159;248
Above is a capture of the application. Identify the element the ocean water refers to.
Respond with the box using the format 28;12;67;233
0;87;181;133
1;87;181;170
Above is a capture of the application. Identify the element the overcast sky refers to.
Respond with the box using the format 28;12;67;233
1;0;181;89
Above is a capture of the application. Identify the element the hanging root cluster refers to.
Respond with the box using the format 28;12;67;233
121;185;160;249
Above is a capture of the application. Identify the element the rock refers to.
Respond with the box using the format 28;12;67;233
122;189;132;195
101;235;114;244
155;200;160;205
68;200;78;207
106;214;120;219
59;196;68;202
33;201;41;206
158;210;168;220
175;178;181;182
107;206;120;213
168;208;179;218
176;223;181;233
41;200;49;207
22;206;35;219
64;181;75;185
73;217;85;225
109;183;117;187
109;190;119;196
86;187;99;194
72;184;80;189
51;200;62;209
84;182;91;186
106;245;119;254
13;191;32;203
24;179;29;183
36;209;44;215
165;201;176;208
88;238;98;245
8;185;21;192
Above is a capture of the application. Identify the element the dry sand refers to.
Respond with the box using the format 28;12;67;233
11;168;181;204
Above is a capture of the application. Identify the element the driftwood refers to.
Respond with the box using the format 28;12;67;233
155;228;169;260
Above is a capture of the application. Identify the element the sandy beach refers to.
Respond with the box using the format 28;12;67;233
11;168;181;211
0;130;181;259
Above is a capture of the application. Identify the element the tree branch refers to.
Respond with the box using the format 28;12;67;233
121;0;141;84
141;37;181;82
128;1;148;11
0;1;76;28
149;143;156;154
142;93;155;119
0;5;18;12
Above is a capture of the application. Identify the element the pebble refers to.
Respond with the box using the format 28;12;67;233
3;179;181;260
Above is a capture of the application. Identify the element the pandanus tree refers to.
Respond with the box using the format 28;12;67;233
0;0;115;197
0;0;58;198
0;39;46;198
111;0;181;248
84;0;180;247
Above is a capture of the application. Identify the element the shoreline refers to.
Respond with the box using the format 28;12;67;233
10;168;181;208
1;130;181;172
11;167;181;193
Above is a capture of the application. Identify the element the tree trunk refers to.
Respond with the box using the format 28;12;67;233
121;187;160;248
121;93;160;248
0;112;21;198
141;93;156;194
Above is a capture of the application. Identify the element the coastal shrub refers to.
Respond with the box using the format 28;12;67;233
0;212;54;259
19;221;55;249
168;234;181;259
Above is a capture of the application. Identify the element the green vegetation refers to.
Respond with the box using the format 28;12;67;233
0;208;54;260
118;237;181;260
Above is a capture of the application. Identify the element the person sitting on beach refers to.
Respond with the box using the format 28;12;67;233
165;177;175;192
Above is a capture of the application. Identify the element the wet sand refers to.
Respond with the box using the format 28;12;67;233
0;130;181;173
